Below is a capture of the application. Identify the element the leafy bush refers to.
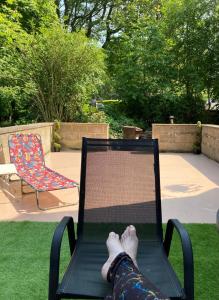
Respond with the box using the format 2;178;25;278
52;120;62;152
0;0;59;125
192;121;202;154
78;104;107;123
21;27;106;122
103;103;145;138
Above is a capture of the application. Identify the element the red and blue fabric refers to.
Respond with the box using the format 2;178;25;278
8;133;78;192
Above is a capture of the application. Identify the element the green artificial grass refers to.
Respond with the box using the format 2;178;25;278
0;223;218;299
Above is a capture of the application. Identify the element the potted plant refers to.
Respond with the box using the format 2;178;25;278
52;120;62;152
193;121;202;154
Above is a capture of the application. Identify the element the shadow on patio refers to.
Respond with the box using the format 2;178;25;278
0;151;218;223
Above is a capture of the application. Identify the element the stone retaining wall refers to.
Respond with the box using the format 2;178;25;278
1;122;218;162
152;124;197;152
0;123;53;163
202;125;219;163
60;122;109;149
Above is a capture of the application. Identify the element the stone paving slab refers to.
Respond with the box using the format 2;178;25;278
0;151;218;223
160;153;219;223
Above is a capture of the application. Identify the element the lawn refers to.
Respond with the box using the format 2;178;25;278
0;222;218;299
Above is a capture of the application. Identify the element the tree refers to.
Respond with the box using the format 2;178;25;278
0;0;106;124
0;3;30;124
21;27;106;121
105;0;218;123
0;0;59;124
198;1;219;109
108;25;172;120
162;0;218;100
0;0;59;33
54;0;161;48
1;0;218;125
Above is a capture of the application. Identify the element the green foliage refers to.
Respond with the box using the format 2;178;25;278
105;0;218;124
163;0;219;100
108;23;177;122
0;0;59;126
193;121;202;154
52;120;61;152
80;104;107;123
0;0;59;34
21;26;106;122
53;142;61;152
104;103;145;137
55;0;146;48
0;0;218;125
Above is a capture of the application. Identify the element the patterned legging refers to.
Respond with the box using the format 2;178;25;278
105;252;170;300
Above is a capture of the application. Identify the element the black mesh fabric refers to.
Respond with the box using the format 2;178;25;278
79;139;160;242
58;240;184;299
59;139;184;299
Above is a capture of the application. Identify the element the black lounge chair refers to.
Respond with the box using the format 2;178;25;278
49;138;194;300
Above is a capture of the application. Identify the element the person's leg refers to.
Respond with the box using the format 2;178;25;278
109;254;170;300
102;226;170;300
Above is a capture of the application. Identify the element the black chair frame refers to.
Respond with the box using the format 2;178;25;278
49;138;194;300
49;217;194;300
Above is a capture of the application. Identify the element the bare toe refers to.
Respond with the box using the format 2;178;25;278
109;232;117;238
128;225;136;235
102;232;123;281
120;225;138;267
121;226;129;241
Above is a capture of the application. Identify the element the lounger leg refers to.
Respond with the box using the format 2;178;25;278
35;190;51;211
36;190;43;211
21;180;35;195
21;179;24;195
36;184;80;211
21;179;27;194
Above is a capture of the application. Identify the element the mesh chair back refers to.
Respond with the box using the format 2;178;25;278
78;138;162;242
8;133;45;169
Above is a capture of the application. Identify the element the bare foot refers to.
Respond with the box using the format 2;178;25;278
121;225;138;267
101;232;124;280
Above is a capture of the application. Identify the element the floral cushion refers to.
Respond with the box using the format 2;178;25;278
9;134;77;191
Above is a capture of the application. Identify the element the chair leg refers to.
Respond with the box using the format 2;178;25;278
77;184;80;196
36;185;79;211
21;179;24;195
48;290;60;300
36;190;42;210
48;217;76;300
21;179;35;195
21;180;79;211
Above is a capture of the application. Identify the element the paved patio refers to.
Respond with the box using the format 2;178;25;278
0;151;218;223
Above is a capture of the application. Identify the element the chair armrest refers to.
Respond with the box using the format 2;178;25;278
48;216;76;300
163;219;194;300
